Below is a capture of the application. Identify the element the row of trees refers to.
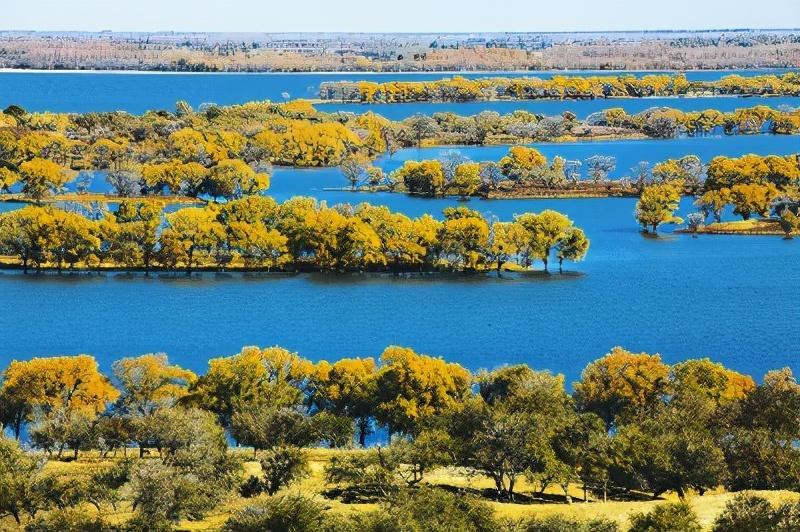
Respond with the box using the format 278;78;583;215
1;345;798;528
0;198;589;273
385;148;720;198
392;105;800;150
319;73;800;102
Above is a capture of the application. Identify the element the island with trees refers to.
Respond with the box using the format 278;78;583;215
319;73;800;102
2;99;797;206
1;345;799;530
0;200;589;274
634;153;800;237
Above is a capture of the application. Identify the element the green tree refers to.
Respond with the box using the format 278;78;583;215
0;437;45;525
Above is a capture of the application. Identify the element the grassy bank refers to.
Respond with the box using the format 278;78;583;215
682;218;794;236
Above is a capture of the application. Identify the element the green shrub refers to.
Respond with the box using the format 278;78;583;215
713;493;777;531
517;515;620;532
223;494;327;532
382;487;498;532
24;508;110;532
629;502;702;532
260;446;309;495
238;475;264;498
774;501;800;531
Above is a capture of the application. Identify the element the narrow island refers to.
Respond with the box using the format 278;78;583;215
319;73;800;103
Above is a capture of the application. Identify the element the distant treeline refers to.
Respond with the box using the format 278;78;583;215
1;344;799;529
0;199;588;273
319;73;800;102
3;31;799;71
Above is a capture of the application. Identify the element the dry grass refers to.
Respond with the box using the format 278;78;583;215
694;218;789;235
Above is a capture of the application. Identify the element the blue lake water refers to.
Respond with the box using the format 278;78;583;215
0;70;797;116
0;72;799;385
1;193;797;385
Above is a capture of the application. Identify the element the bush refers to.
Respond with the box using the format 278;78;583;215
239;475;264;498
24;508;109;532
774;501;800;531
223;494;327;532
713;493;777;531
713;495;800;532
324;449;399;500
381;487;498;532
629;502;702;532
260;446;309;495
517;515;620;532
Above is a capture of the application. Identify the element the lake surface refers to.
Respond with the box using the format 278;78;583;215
1;70;798;116
1;193;797;385
0;72;798;385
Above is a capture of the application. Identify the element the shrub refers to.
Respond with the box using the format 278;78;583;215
382;487;498;532
223;494;327;532
260;446;309;495
517;515;620;532
629;502;702;532
239;475;264;498
23;508;109;532
324;449;399;500
774;501;800;531
713;493;777;531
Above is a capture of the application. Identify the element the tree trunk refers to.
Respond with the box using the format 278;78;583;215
563;483;572;504
358;418;368;447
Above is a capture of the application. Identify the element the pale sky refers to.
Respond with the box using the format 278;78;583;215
3;0;800;33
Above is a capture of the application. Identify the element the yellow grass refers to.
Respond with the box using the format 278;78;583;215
694;218;789;235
